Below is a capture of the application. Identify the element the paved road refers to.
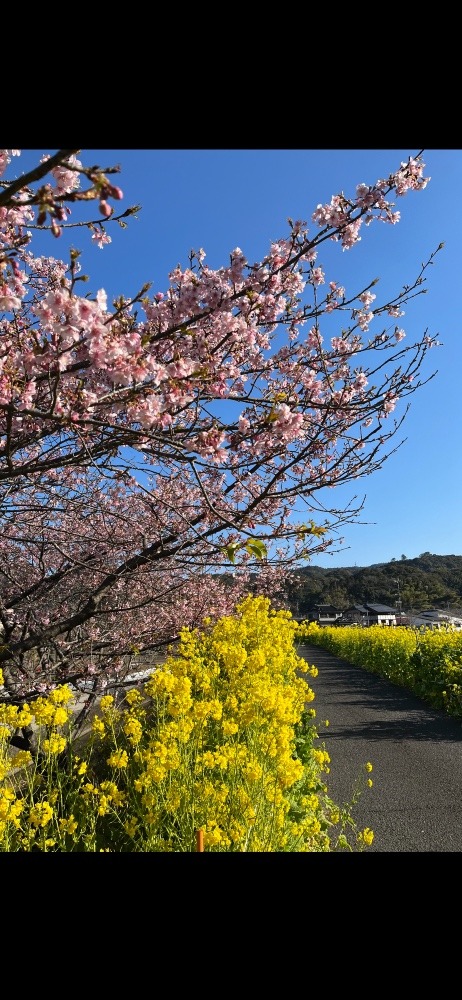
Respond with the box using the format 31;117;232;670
298;644;462;853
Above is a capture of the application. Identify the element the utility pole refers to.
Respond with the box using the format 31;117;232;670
394;578;402;618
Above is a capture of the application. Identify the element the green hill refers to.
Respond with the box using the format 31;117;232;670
285;553;462;618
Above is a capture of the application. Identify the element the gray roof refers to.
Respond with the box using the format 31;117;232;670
348;603;396;615
365;603;396;614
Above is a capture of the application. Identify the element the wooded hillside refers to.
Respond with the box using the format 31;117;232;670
285;554;462;617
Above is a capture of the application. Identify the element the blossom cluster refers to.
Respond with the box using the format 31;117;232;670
0;148;440;708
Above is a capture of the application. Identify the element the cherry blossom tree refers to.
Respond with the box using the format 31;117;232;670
0;148;441;734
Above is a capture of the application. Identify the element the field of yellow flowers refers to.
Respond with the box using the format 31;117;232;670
0;596;374;853
297;620;462;718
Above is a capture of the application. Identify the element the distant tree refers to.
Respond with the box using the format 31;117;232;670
323;587;350;610
0;148;441;731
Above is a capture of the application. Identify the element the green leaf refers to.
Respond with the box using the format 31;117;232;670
223;543;240;564
245;539;268;560
297;521;327;540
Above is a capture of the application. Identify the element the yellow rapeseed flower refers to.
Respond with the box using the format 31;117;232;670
100;781;126;807
125;688;143;705
42;734;67;754
0;787;20;820
222;719;239;736
201;751;216;769
243;761;263;782
98;795;110;816
29;801;54;827
207;698;223;720
31;698;55;725
212;750;229;770
59;815;78;835
203;821;224;847
144;671;175;698
124;817;138;838
51;706;69;726
194;779;214;800
10;750;32;769
302;816;321;836
312;749;330;768
107;749;129;769
49;685;74;705
0;705;19;724
301;794;319;811
229;822;246;844
100;695;115;712
192;702;209;723
91;717;106;738
82;782;98;797
148;764;167;782
9;799;24;825
16;707;33;727
276;755;304;787
123;717;143;745
214;782;228;804
165;789;181;812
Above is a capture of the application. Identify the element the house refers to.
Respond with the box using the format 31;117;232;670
395;614;411;627
408;609;462;631
335;603;397;627
312;604;344;626
365;603;398;626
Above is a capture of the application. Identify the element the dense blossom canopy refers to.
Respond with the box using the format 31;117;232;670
0;149;440;719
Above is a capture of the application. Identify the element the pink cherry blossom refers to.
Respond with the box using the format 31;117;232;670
0;148;441;725
92;230;112;249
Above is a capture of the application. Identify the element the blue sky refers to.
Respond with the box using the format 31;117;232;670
16;148;462;568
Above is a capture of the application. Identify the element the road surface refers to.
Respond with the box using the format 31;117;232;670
298;643;462;853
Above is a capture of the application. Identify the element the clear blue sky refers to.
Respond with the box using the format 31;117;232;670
16;148;462;568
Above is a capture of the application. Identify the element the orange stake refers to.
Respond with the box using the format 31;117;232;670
196;829;204;852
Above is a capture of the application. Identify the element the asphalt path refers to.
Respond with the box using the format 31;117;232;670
298;643;462;853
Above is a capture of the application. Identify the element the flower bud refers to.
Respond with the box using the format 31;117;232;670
99;200;113;218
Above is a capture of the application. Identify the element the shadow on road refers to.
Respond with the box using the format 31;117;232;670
297;644;462;745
